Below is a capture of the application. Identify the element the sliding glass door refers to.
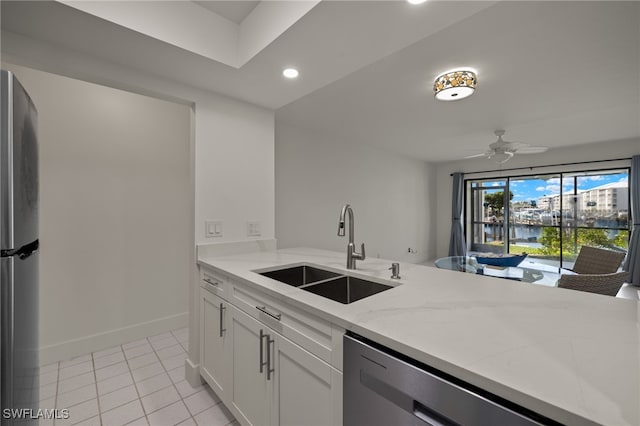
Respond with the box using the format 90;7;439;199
507;174;561;268
466;168;629;270
561;171;630;269
469;180;507;254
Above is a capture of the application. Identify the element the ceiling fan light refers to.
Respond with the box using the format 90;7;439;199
433;70;477;101
489;151;514;164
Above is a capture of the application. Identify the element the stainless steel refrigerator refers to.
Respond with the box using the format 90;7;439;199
1;70;39;425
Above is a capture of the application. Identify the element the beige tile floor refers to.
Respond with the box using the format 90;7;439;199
38;328;236;426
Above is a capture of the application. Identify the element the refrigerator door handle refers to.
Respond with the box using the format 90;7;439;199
0;239;39;259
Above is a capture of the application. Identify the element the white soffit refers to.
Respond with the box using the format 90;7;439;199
56;0;320;68
239;1;318;66
194;1;260;24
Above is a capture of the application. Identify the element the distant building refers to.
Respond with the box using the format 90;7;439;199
579;181;628;217
537;195;552;210
537;193;576;213
537;181;628;219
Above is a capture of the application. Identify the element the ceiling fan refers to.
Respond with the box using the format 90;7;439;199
465;130;548;163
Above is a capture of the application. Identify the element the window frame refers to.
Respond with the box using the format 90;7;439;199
464;167;631;268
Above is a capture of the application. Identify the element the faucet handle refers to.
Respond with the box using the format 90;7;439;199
359;243;366;260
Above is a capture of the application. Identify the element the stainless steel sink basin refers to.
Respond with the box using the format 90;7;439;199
257;264;395;304
302;276;392;304
259;265;341;287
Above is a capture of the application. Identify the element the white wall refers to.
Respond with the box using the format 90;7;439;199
2;32;276;248
2;32;276;373
3;63;191;364
275;123;435;263
434;138;640;258
194;98;274;245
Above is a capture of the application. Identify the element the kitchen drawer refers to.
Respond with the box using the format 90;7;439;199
230;279;334;365
200;265;231;300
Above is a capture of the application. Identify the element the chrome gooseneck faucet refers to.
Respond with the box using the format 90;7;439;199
338;204;365;269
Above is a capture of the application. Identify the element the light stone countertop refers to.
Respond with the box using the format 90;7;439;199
198;247;640;426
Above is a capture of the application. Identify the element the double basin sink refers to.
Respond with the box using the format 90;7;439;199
257;264;395;304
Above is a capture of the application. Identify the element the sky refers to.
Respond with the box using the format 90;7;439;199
482;172;629;203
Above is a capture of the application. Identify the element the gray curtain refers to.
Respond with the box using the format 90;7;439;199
448;172;467;256
623;155;639;286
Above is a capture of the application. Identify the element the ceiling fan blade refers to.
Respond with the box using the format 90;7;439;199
502;141;527;150
517;146;548;154
464;153;489;159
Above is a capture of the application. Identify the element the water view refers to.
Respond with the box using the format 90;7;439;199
468;170;630;268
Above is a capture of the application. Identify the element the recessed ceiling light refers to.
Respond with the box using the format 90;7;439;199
407;0;427;4
283;68;299;79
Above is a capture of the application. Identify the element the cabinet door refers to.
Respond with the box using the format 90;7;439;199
272;334;343;426
230;306;273;426
200;289;232;398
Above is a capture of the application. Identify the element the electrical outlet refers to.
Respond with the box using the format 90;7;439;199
247;221;261;237
205;221;223;238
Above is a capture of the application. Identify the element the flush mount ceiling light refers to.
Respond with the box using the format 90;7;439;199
433;69;477;101
282;68;299;79
407;0;428;4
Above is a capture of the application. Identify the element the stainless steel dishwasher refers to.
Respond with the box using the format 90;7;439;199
344;333;558;426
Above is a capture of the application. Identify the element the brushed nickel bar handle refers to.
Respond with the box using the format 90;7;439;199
266;335;275;381
259;329;267;373
255;305;282;321
219;303;226;337
203;277;220;286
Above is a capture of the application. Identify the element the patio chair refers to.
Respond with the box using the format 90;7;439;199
557;271;629;296
570;246;626;274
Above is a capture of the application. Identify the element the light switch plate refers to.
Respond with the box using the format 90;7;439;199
205;221;223;238
247;221;261;237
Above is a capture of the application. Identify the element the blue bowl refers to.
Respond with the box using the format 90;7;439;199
475;253;528;267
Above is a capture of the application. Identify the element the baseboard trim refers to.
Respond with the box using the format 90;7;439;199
184;357;203;387
39;312;188;365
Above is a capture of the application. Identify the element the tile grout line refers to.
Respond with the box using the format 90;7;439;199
168;327;235;426
168;328;235;426
52;362;60;426
49;329;231;426
58;360;93;383
167;329;199;426
121;338;151;426
171;327;189;354
151;333;194;426
155;328;223;425
91;347;104;426
88;340;157;424
121;332;188;424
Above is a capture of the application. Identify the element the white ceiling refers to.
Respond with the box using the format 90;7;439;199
1;1;639;163
55;0;319;68
277;1;640;162
193;1;260;24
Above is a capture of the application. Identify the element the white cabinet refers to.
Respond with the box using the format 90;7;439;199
230;305;274;426
200;288;232;398
199;266;343;426
272;331;342;426
230;305;341;426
